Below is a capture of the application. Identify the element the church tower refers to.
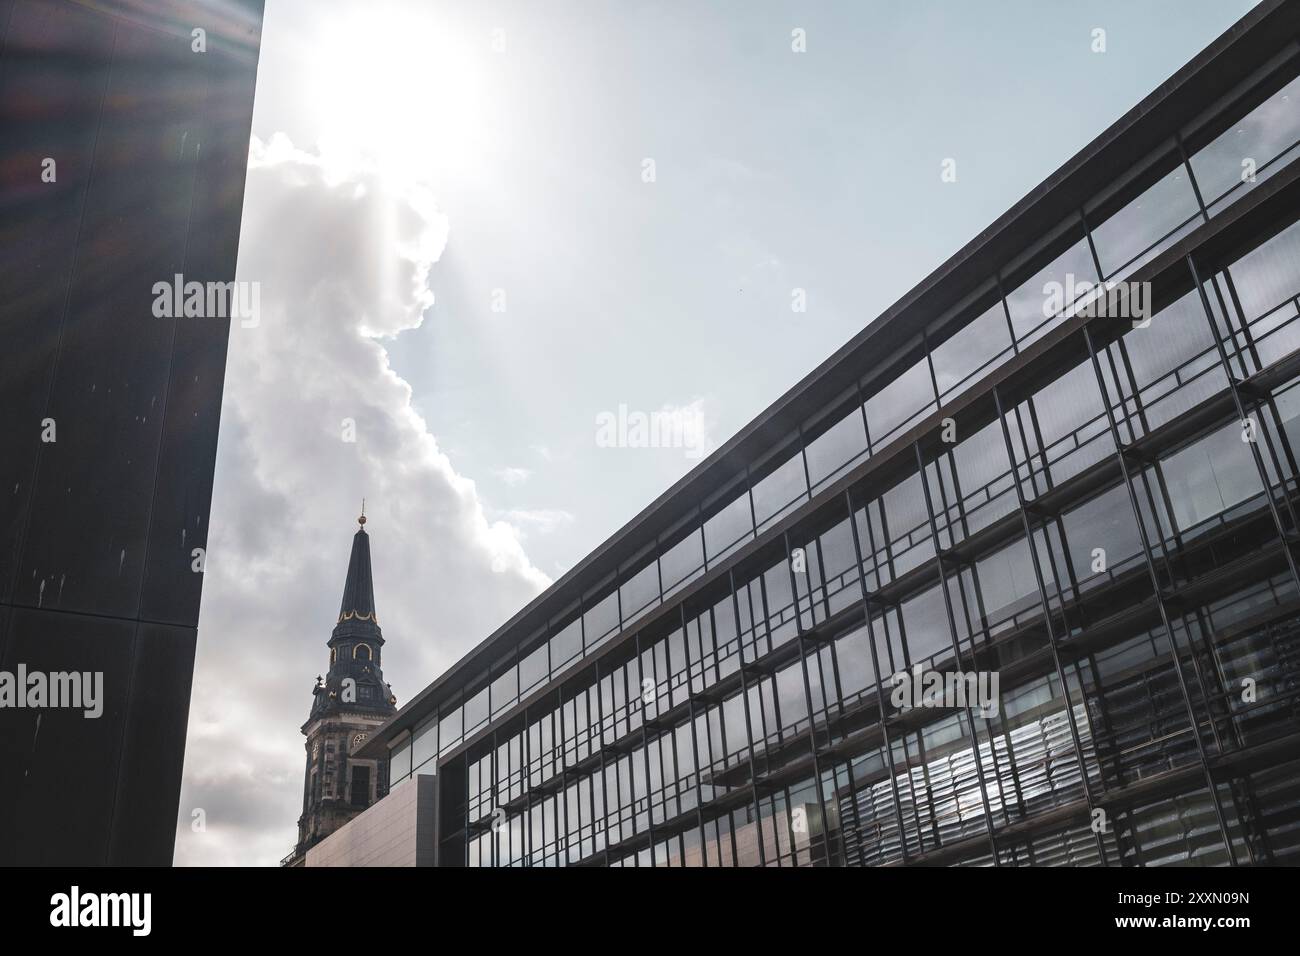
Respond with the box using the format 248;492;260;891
288;508;398;864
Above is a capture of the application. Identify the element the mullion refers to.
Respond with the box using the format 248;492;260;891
912;440;1001;863
1082;324;1238;865
845;488;911;864
1187;254;1300;595
994;386;1109;863
781;528;834;864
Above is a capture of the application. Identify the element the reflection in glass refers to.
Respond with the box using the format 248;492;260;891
804;406;869;490
1161;423;1264;534
1193;74;1300;213
751;451;809;530
1091;163;1201;279
1224;219;1300;370
931;302;1013;402
864;356;935;448
703;490;754;563
1003;237;1097;345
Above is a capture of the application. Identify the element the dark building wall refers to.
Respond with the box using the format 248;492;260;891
0;0;263;864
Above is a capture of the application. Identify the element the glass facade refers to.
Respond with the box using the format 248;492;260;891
379;10;1300;867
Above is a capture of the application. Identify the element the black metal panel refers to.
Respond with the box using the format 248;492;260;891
13;17;201;619
0;0;114;605
0;607;134;865
141;18;258;626
0;0;263;864
108;622;198;865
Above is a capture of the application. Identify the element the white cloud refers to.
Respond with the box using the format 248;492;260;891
175;134;550;865
493;466;532;486
496;508;576;536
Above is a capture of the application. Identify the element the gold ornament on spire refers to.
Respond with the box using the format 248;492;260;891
358;497;367;527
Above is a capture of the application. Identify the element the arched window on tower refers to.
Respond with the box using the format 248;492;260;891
354;643;372;662
330;647;337;665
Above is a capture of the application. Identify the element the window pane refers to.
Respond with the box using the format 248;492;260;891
491;664;518;718
774;660;808;732
551;617;582;669
974;537;1038;631
465;685;489;735
583;591;620;651
439;704;463;756
1121;287;1230;433
818;516;858;613
660;527;704;595
520;642;549;694
1193;74;1300;213
900;584;950;666
390;740;412;783
882;472;932;576
1223;219;1300;370
1125;288;1217;386
620;560;660;623
865;356;934;448
751;451;808;530
1274;379;1300;453
1026;358;1112;487
1036;360;1104;446
703;491;754;562
1091;164;1201;279
1004;237;1097;345
1160;423;1264;533
1062;484;1143;586
834;625;874;702
951;419;1016;536
761;559;797;648
804;405;868;490
412;717;438;771
931;302;1013;402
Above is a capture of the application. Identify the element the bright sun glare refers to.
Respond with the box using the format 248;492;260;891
309;9;497;186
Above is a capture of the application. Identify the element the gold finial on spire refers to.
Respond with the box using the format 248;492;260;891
358;498;367;527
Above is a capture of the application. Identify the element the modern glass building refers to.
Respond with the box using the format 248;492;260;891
358;0;1300;867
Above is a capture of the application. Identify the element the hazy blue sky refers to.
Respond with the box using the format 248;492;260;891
176;0;1258;865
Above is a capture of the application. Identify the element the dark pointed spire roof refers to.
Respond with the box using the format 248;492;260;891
338;509;377;624
305;506;397;729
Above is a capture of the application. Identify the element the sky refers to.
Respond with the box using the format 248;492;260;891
173;0;1259;865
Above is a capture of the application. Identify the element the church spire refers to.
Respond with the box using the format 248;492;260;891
338;505;377;624
308;507;395;724
290;506;399;864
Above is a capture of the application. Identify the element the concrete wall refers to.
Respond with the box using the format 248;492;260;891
306;775;437;867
